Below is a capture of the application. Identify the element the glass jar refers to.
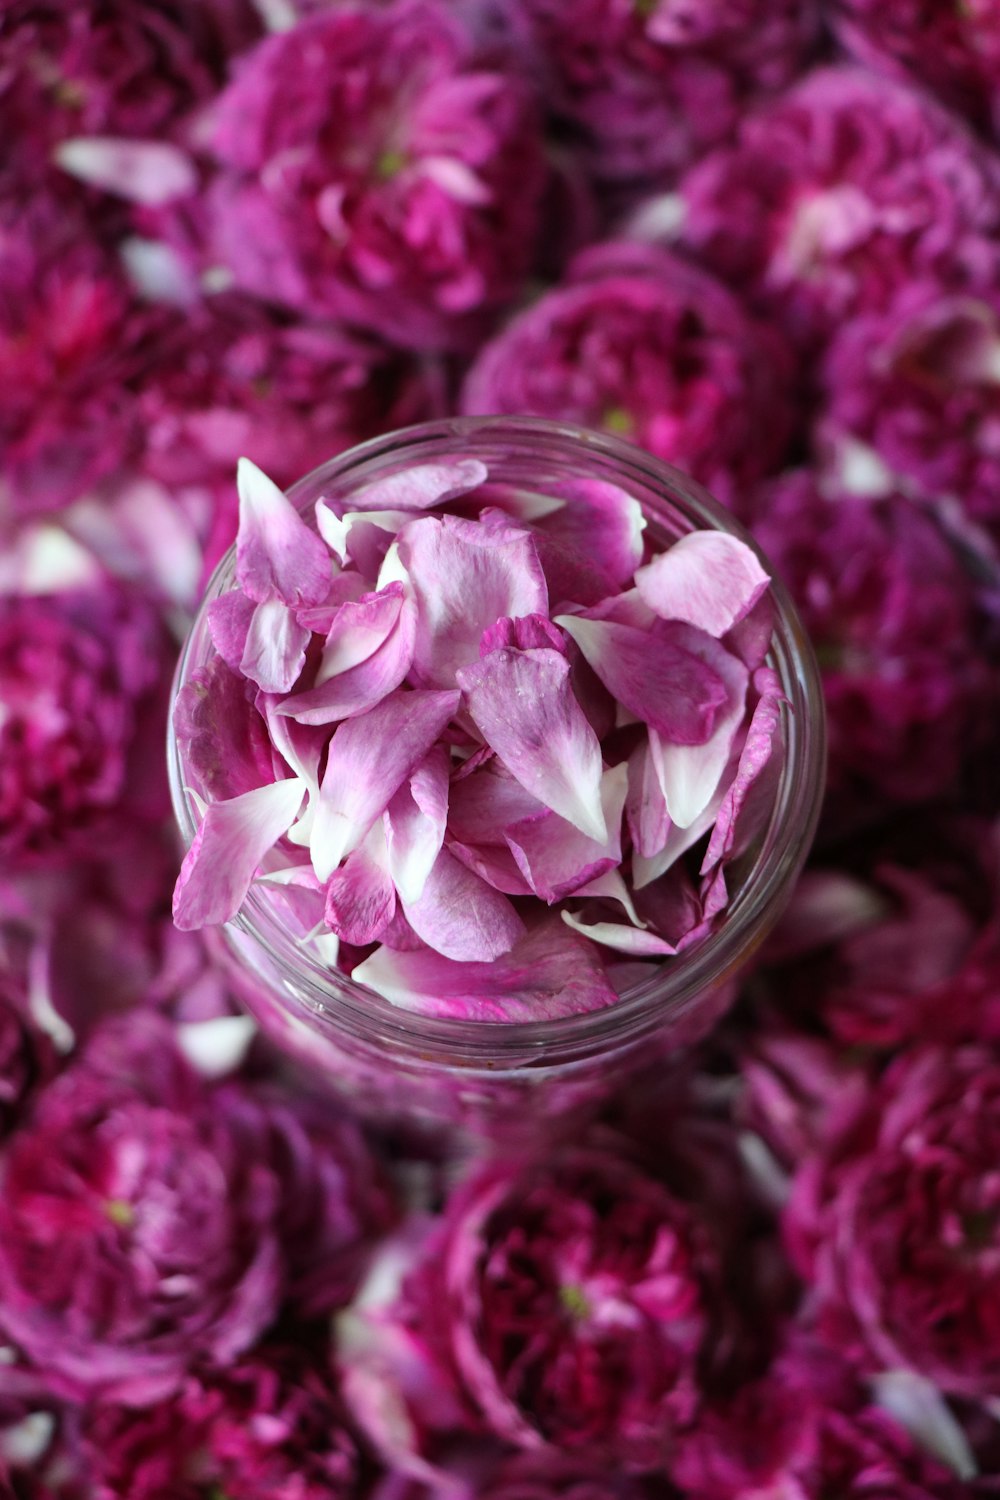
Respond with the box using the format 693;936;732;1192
168;417;826;1145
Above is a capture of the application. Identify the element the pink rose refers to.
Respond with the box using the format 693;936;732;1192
750;472;996;814
513;0;816;183
785;1044;1000;1401
197;1;548;351
817;283;1000;550
676;67;1000;346
462;242;795;507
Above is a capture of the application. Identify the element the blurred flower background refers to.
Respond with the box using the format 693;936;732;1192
2;0;1000;1493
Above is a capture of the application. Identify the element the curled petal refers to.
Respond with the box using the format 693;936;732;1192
457;647;607;842
384;746;450;905
350;459;488;512
634;532;770;637
325;826;396;946
236;458;331;607
479;613;566;656
401;848;525;962
277;601;416;725
311;689;460;881
626;737;672;859
315;584;405;684
173;777;305;930
208;589;255;673
560;910;677;956
506;763;628;903
701;668;786;874
240;597;310;693
400;514;547;686
649;641;749;829
535;477;646;588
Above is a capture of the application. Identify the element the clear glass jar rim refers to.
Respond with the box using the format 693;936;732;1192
168;417;826;1065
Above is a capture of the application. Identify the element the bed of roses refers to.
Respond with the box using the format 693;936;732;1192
3;0;1000;1494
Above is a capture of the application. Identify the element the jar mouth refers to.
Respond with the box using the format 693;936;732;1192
168;416;826;1065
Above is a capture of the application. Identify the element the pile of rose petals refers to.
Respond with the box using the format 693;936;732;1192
173;456;782;1018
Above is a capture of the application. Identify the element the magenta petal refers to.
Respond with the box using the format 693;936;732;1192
557;614;727;745
634;532;770;637
632;795;722;889
448;763;546;843
172;777;305;930
400;848;525;961
724;591;777;672
277;602;416;725
208;589;255;673
351;459;488;512
505;763;627;904
384;746;450;904
626;738;672;859
649;639;749;829
351;917;618;1020
399;514;547;686
240;597;310;693
702;667;787;874
325;827;396;946
479;613;566;656
535;477;646;588
446;839;533;896
311;689;460;881
173;660;273;803
316;584;405;684
236;458;331;607
457;647;607;841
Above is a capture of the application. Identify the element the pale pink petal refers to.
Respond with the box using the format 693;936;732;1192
324;825;396;946
277;599;416;725
351;917;617;1020
626;737;671;858
556;614;727;745
401;848;524;962
207;589;255;672
240;597;310;693
635;532;770;637
315;584;405;684
350;459;488;512
648;639;749;829
236;457;331;607
384;746;450;905
701;667;786;874
310;689;460;881
315;505;411;573
560;911;677;956
297;571;369;633
399;514;547;686
479;613;566;656
535;477;646;588
457;647;607;842
172;777;305;930
55;137;197;205
505;763;627;904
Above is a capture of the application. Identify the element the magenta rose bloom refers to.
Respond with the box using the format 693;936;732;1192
0;1015;390;1405
750;472;996;813
830;0;1000;137
197;0;548;351
0;186;161;518
785;1043;1000;1401
817;283;1000;550
462;242;795;507
78;1339;361;1500
343;1144;726;1473
675;67;1000;346
0;982;56;1141
0;575;171;867
513;0;816;184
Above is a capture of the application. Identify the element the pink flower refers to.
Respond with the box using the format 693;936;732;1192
675;67;1000;346
0;575;172;867
750;471;996;814
0;187;161;517
0;981;56;1141
462;242;795;507
512;0;816;183
816;283;1000;550
0;1015;391;1404
78;1338;361;1500
195;1;548;351
341;1144;729;1473
830;0;1000;136
785;1044;1000;1401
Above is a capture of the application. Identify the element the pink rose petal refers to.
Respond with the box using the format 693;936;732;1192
626;737;672;859
236;458;331;608
315;584;405;684
649;639;749;829
560;910;677;956
276;601;416;725
479;613;566;656
208;589;255;673
535;477;646;588
505;763;628;904
56;137;197;205
173;660;273;804
457;647;607;842
701;667;787;874
240;597;310;694
352;917;618;1020
446;839;533;896
556;614;728;745
725;591;777;672
401;848;525;962
632;793;723;889
384;746;450;905
634;532;770;638
349;459;488;512
173;776;306;930
399;513;547;686
324;826;396;946
311;689;460;881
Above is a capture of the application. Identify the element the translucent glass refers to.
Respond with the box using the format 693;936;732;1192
168;417;826;1143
